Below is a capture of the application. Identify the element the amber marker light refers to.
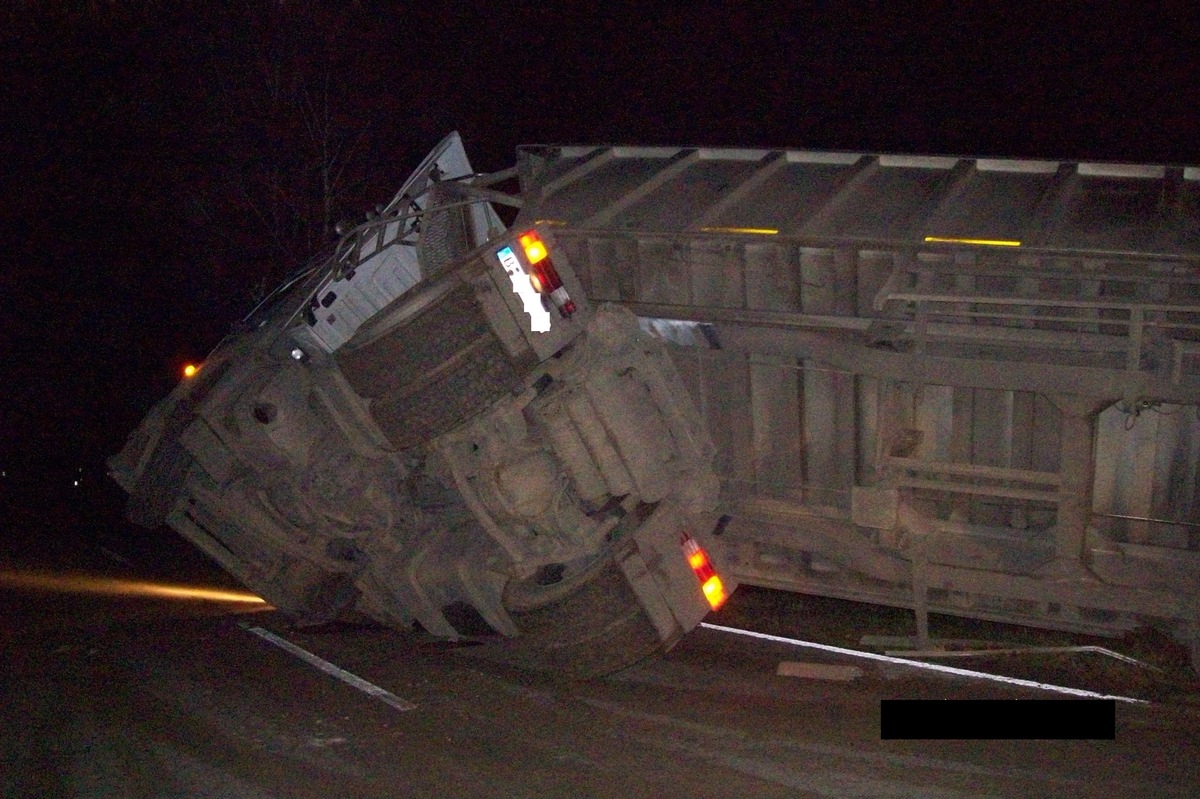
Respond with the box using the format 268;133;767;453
518;231;549;264
702;575;727;608
681;535;728;610
183;363;198;378
923;236;1021;247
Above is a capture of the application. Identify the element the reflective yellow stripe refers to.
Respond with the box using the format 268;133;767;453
699;226;779;235
924;236;1021;247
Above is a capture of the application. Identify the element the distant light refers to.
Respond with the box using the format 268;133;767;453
73;480;79;487
700;225;782;235
923;236;1021;247
290;348;305;361
183;364;198;378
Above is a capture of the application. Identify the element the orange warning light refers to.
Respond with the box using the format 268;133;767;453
518;231;549;264
183;364;198;378
701;575;728;609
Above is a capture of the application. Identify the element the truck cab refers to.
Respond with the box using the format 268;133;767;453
110;134;732;677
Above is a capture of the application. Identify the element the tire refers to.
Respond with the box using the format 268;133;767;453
369;333;520;449
336;282;524;450
337;282;493;400
504;550;664;680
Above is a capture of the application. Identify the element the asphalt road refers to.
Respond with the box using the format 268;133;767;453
3;575;1199;799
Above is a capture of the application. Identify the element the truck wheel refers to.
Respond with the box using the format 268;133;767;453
504;551;663;679
368;333;521;450
336;282;524;450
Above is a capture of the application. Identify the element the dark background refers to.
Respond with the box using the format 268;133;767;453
2;0;1198;560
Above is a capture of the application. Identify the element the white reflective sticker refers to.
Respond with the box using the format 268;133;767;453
497;246;551;333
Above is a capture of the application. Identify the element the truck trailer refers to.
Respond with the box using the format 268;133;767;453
111;133;1200;675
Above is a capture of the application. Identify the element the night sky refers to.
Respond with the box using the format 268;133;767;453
2;1;1199;533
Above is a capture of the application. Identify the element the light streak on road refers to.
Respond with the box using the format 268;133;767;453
0;571;269;605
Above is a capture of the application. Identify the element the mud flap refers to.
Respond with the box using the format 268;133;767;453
615;502;736;648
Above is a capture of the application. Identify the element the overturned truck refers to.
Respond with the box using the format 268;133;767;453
110;135;729;678
113;134;1200;674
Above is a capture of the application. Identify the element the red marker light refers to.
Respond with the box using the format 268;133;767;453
681;535;727;610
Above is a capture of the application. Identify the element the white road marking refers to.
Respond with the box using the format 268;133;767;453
700;622;1148;704
243;625;417;711
885;644;1159;670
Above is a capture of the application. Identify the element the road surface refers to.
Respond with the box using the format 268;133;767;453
3;569;1199;798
